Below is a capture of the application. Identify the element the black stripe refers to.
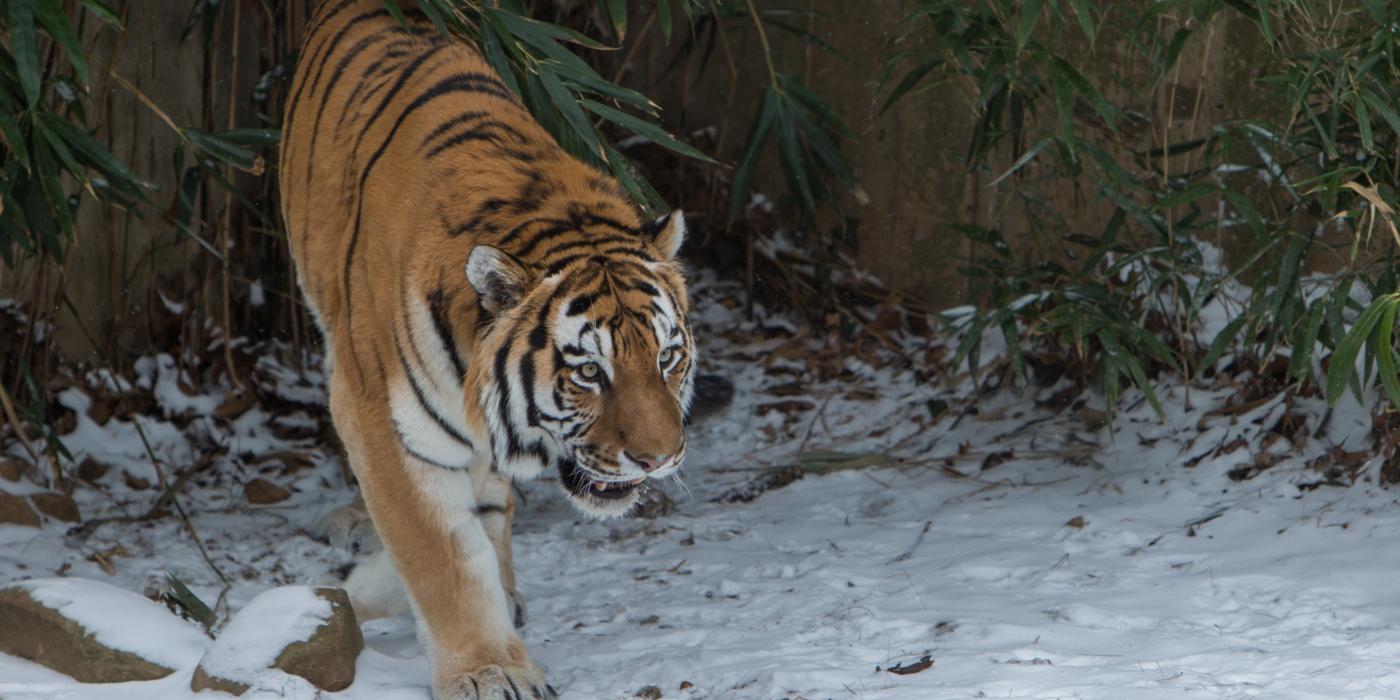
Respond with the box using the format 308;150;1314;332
535;236;639;264
395;425;471;470
320;28;397;132
520;353;542;428
419;110;490;151
494;332;525;459
474;502;507;515
427;288;467;379
566;294;597;316
393;329;476;449
336;39;420;129
398;285;441;391
512;223;574;259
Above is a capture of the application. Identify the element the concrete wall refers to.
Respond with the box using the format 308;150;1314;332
10;1;1286;358
627;2;1275;309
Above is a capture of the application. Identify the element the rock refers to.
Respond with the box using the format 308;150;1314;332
244;478;290;504
192;586;363;694
30;492;81;522
636;686;663;699
76;457;109;481
0;492;40;527
0;458;27;482
0;578;208;682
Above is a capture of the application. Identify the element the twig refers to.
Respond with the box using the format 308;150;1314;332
0;382;43;469
884;520;932;565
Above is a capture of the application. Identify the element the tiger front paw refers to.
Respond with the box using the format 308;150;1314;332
436;663;556;700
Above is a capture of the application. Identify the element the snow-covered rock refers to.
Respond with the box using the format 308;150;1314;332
0;577;208;682
191;586;362;694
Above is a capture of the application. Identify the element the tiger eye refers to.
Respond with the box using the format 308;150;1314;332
579;362;601;379
658;347;674;366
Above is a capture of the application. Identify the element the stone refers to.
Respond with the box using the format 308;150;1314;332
0;492;40;527
0;458;27;482
0;578;208;682
244;478;290;504
192;586;363;694
76;457;109;481
30;492;80;522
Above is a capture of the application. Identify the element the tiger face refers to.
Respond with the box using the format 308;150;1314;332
466;212;693;517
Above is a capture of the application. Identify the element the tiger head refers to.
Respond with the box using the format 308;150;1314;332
465;211;694;517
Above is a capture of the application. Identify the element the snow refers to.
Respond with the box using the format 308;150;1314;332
5;272;1400;698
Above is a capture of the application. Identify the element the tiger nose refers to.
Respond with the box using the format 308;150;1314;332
627;452;670;472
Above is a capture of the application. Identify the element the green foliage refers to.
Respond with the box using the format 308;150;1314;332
885;0;1400;413
0;0;144;266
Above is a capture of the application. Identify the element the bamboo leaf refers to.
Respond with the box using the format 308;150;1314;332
657;0;674;40
580;98;716;164
604;0;628;40
215;128;280;147
1326;295;1390;405
1362;91;1400;141
35;0;90;86
35;112;146;199
1220;187;1265;237
879;53;943;115
1016;0;1044;52
775;101;816;218
1353;91;1374;153
1051;56;1115;128
183;128;256;172
1001;316;1025;381
9;0;42;108
1066;0;1095;43
727;87;779;223
1287;297;1327;381
539;70;603;162
1200;314;1248;372
780;75;851;137
1374;301;1400;408
0;94;31;170
1155;182;1220;210
1163;28;1191;74
992;137;1053;186
78;0;121;26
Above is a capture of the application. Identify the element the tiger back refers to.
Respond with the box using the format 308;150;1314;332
280;2;694;697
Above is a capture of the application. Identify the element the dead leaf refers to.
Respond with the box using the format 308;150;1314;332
887;655;933;675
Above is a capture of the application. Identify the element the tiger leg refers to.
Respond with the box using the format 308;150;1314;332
476;473;524;627
327;481;523;627
328;367;551;700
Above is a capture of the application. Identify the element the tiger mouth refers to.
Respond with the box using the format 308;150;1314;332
584;476;647;500
559;459;645;501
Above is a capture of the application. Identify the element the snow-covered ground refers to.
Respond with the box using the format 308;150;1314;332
4;272;1400;699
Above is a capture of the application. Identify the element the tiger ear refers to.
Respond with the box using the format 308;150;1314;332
642;210;685;260
467;245;531;315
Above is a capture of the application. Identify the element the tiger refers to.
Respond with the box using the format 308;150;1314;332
279;2;695;697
